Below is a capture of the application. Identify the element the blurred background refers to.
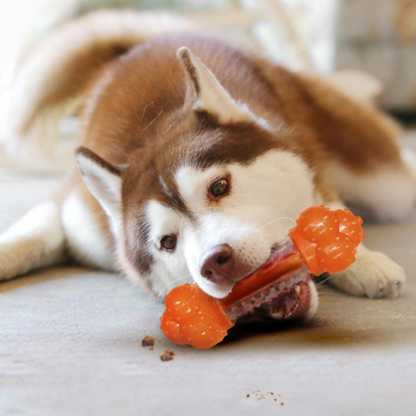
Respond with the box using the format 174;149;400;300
0;0;415;170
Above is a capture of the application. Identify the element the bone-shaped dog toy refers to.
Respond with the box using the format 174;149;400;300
161;206;364;349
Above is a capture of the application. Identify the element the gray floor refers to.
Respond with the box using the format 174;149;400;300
1;136;416;416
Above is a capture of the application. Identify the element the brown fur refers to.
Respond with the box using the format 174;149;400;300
78;33;404;175
55;33;406;278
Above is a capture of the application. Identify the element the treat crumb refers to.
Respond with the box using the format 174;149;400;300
246;390;282;404
141;335;155;347
160;349;175;362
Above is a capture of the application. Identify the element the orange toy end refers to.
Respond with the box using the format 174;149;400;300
290;206;364;275
161;283;234;350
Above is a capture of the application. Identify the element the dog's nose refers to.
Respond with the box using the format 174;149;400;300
200;244;235;284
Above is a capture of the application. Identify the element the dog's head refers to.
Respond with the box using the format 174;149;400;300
76;47;318;299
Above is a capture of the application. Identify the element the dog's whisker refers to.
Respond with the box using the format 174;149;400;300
157;274;192;297
258;216;296;231
246;228;262;241
254;242;269;251
164;115;180;133
142;109;164;131
259;233;278;240
252;218;262;229
315;275;336;287
246;216;295;242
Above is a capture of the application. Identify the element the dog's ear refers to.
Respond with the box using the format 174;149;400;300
176;47;266;126
75;147;124;234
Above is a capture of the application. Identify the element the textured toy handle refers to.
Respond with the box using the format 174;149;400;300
289;206;364;275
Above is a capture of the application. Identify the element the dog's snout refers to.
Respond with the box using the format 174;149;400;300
200;244;235;283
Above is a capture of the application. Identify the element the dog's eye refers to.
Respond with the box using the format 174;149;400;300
160;235;177;251
210;178;228;198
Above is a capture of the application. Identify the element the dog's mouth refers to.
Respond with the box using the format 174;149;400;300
219;238;312;321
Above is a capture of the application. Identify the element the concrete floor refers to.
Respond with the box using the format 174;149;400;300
1;137;416;416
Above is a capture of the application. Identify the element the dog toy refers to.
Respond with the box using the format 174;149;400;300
161;206;364;349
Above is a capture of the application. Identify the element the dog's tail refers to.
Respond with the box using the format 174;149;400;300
5;10;194;167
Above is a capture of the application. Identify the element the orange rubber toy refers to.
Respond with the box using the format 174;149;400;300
161;206;364;349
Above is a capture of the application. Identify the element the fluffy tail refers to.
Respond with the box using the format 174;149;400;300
5;10;194;168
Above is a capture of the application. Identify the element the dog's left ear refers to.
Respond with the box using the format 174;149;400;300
177;47;265;126
75;147;124;236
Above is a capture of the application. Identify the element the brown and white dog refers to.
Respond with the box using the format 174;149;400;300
2;11;415;321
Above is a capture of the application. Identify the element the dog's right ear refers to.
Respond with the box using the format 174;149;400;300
75;147;124;235
176;47;267;128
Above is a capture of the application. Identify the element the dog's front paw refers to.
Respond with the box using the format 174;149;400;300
329;251;406;298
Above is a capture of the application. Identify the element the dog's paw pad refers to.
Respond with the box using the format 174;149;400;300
329;251;406;298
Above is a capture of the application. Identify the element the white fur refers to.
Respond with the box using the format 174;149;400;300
75;152;122;237
61;190;114;270
177;47;268;128
144;201;191;297
154;149;317;298
146;200;181;248
0;202;65;281
324;161;416;222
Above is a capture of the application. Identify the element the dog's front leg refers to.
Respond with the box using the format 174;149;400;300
0;202;66;282
326;201;406;298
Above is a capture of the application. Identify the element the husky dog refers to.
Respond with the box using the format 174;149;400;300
2;11;414;321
